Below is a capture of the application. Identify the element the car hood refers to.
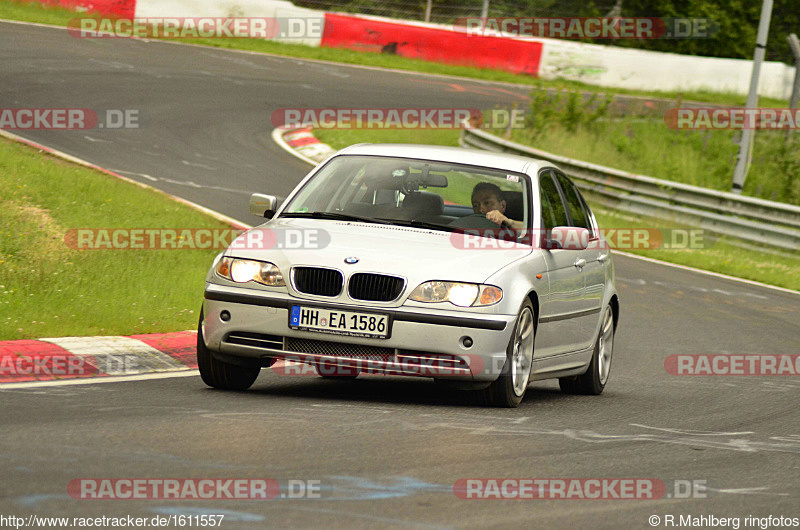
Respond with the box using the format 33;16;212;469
227;218;532;285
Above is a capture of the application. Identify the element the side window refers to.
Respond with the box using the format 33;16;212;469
554;173;591;233
539;171;569;231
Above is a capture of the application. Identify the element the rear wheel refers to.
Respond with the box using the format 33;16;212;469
197;311;260;390
559;305;614;395
482;300;535;408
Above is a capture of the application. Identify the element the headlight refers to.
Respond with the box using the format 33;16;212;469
409;281;502;307
215;257;285;287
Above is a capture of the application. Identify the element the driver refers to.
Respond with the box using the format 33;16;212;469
471;183;524;230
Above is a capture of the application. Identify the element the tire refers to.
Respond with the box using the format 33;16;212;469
482;300;535;408
197;311;260;391
559;305;614;395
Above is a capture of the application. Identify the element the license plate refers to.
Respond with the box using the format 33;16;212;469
289;306;390;339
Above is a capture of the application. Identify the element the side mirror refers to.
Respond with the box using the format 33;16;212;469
250;193;278;219
545;226;590;250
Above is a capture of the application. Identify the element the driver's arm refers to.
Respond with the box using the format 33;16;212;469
486;210;523;230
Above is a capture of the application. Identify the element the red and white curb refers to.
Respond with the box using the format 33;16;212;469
0;331;197;385
273;126;336;165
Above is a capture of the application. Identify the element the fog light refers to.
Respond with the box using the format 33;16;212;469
220;310;231;322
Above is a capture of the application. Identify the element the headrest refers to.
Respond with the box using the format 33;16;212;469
502;191;524;221
402;191;444;215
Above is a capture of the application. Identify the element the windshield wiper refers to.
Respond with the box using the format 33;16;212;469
280;211;391;224
375;218;457;233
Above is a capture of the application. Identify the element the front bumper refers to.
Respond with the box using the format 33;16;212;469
202;284;515;381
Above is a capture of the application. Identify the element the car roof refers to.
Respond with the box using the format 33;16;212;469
337;143;549;175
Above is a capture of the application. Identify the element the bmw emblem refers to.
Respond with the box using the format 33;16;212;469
344;256;359;264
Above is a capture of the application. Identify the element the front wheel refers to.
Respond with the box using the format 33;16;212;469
197;311;260;391
482;300;535;408
559;305;614;395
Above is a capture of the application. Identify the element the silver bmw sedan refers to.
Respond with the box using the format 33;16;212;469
199;144;618;407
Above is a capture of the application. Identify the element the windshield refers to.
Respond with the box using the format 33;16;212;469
281;155;530;232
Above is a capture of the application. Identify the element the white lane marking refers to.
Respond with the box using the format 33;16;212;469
201;51;274;71
181;160;215;170
617;276;770;299
0;370;198;389
111;169;157;181
617;276;646;285
88;58;134;69
169;177;202;187
705;486;790;496
308;64;350;78
130;148;163;157
630;424;754;436
83;135;111;143
111;169;253;196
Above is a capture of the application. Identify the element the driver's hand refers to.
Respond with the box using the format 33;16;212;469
485;210;508;226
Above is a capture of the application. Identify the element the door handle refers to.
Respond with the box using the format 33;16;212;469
597;253;609;263
574;258;586;269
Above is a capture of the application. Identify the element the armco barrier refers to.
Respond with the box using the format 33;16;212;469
460;127;800;252
320;13;542;75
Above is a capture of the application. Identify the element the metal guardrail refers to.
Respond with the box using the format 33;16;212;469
460;128;800;252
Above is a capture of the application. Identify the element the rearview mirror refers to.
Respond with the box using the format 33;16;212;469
545;226;590;250
425;173;448;187
250;193;278;219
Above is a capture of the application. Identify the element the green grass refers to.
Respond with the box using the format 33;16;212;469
0;0;789;108
312;127;800;291
0;137;231;339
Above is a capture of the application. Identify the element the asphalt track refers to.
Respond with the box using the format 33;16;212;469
2;21;800;529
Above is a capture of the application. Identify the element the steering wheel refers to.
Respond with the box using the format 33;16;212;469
448;213;500;229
